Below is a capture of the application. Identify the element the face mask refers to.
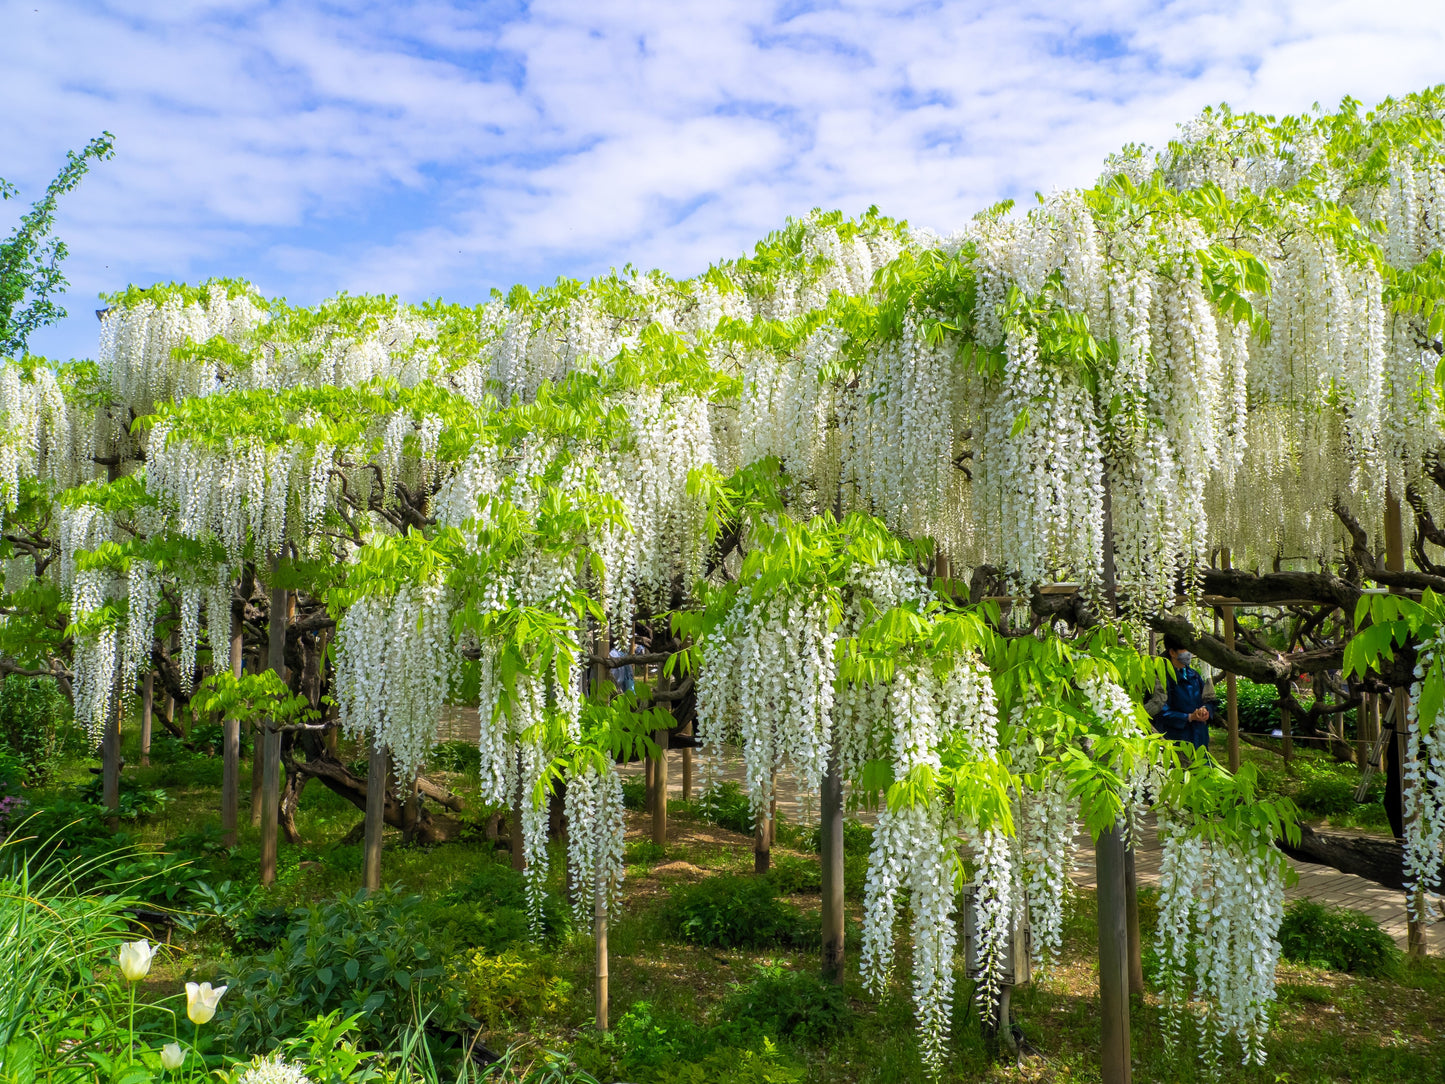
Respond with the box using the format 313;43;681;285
1175;652;1192;668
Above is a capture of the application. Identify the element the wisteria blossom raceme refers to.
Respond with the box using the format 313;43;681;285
1403;635;1445;923
563;761;628;924
334;581;456;785
1153;817;1286;1067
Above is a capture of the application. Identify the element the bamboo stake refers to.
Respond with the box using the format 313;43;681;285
139;672;153;768
820;748;845;984
1125;847;1144;996
221;613;243;846
363;741;389;890
101;696;121;830
595;891;609;1031
1222;548;1240;773
681;722;693;802
1096;821;1133;1084
652;723;669;848
259;567;287;887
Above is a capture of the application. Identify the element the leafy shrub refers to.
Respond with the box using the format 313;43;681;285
802;820;874;856
149;732;224;777
451;948;570;1032
766;854;821;895
1294;775;1358;818
8;797;116;866
222;887;463;1052
1235;679;1281;734
421;859;568;953
479;1046;601;1084
661;1042;804;1084
186;880;291;949
666;875;814;949
187;720;245;757
621;778;647;811
428;740;481;774
696;782;754;835
0;748;22;794
575;1001;805;1084
77;777;173;821
1277;899;1400;977
0;676;77;785
166;823;232;858
718;963;850;1045
0;750;25;838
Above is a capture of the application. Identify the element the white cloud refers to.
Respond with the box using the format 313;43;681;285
3;0;1443;360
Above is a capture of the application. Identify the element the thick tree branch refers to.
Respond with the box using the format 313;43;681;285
590;651;676;667
1337;501;1445;592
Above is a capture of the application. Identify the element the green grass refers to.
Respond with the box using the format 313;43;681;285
10;732;1445;1083
1212;725;1395;832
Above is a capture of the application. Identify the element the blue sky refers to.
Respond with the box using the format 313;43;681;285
4;0;1444;362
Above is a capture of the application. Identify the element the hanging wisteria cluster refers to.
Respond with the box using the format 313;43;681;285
562;762;628;924
333;581;456;785
1402;634;1445;923
1154;819;1287;1067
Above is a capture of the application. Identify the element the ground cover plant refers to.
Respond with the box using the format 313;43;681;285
5;83;1445;1084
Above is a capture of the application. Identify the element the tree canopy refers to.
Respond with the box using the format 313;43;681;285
5;89;1445;1072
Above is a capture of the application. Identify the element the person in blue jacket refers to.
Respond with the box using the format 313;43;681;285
1145;635;1217;749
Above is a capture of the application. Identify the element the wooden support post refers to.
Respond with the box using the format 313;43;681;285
101;452;125;827
259;570;287;888
820;748;845;984
754;798;772;875
363;740;389;890
164;630;177;732
681;723;693;802
1096;822;1133;1084
101;697;121;830
221;613;243;847
1386;488;1428;957
1124;846;1144;996
1221;549;1240;773
1281;699;1293;763
652;724;669;848
511;755;527;873
140;672;153;768
595;891;609;1031
249;720;264;825
1358;693;1377;769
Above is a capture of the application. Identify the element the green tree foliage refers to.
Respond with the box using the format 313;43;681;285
0;134;114;358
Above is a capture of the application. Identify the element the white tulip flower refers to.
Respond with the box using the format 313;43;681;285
160;1042;184;1070
117;939;154;983
184;981;227;1025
